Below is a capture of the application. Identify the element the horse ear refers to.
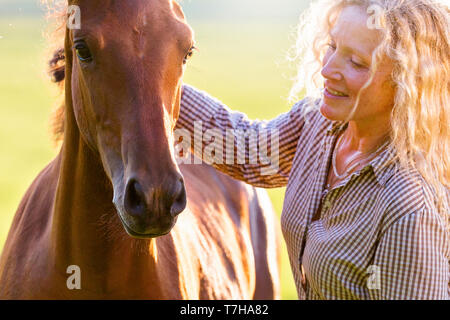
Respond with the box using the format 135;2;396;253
171;1;186;21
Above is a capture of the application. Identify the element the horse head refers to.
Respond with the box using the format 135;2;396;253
64;0;194;238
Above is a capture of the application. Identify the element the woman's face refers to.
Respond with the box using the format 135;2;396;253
320;5;395;124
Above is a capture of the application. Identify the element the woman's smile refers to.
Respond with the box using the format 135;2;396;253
324;87;349;99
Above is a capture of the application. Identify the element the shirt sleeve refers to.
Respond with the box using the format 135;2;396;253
369;209;449;300
175;84;311;188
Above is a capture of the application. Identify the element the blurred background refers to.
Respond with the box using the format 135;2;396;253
0;0;311;299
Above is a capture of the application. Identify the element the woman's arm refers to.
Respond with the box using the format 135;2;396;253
175;84;311;188
369;209;449;299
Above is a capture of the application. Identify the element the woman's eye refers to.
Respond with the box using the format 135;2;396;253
327;43;336;51
351;60;366;69
183;46;196;65
74;43;93;62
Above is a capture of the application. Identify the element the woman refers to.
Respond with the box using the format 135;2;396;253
176;0;449;299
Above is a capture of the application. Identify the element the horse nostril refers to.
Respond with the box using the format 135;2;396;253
170;178;187;217
124;179;146;217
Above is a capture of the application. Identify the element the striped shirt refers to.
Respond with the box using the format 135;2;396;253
176;84;450;300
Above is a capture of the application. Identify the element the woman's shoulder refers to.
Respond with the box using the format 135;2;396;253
378;164;448;233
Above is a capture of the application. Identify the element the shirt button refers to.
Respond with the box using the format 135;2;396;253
323;199;332;210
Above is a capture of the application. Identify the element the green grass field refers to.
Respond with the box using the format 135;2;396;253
0;16;299;299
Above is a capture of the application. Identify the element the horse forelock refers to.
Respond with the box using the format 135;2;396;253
41;0;67;143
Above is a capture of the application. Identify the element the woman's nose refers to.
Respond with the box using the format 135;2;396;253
321;54;343;81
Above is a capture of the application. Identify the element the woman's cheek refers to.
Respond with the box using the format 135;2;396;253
344;68;370;96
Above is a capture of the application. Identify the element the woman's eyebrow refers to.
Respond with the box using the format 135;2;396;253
329;33;371;60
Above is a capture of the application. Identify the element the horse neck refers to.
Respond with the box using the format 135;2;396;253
50;95;115;268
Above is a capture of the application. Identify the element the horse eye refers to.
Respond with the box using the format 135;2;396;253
183;46;196;65
74;43;93;62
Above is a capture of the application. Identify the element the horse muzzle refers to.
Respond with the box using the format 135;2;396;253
116;173;187;238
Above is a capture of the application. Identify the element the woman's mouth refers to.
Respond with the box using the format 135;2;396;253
324;87;349;98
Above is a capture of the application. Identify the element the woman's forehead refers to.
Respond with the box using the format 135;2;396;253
330;5;383;57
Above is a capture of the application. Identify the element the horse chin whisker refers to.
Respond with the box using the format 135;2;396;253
96;210;153;256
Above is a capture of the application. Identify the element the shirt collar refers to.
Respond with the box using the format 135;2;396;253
326;121;347;136
326;121;398;186
368;144;398;186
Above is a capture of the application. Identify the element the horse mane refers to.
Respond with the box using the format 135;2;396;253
42;0;67;142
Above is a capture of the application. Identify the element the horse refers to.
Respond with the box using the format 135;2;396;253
0;0;281;299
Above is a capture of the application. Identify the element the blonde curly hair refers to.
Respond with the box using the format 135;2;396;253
289;0;450;221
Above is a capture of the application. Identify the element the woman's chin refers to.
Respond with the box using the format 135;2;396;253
320;101;345;122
